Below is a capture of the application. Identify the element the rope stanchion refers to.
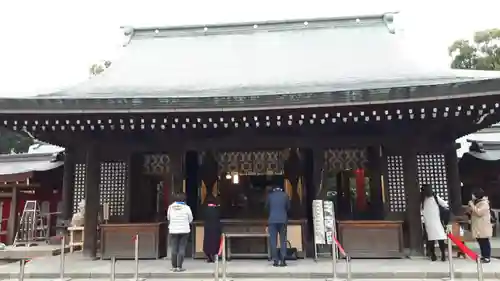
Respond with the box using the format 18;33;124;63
221;234;227;281
345;256;352;281
57;235;70;281
332;237;351;281
132;234;144;281
214;235;224;281
331;241;337;280
110;256;116;281
446;230;454;281
476;256;484;281
447;232;484;281
447;233;478;260
19;259;27;281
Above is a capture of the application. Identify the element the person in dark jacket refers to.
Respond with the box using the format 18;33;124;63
203;195;222;263
266;186;290;267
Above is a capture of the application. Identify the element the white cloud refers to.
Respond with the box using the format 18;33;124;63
0;0;499;97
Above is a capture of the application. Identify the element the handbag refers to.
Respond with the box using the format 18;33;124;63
433;195;450;226
278;240;298;260
490;209;497;224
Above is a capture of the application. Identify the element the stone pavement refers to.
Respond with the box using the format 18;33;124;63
0;278;498;281
0;253;499;279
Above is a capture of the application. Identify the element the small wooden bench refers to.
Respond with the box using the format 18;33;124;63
67;226;84;253
225;232;270;260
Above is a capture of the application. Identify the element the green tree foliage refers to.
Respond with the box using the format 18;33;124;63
0;128;34;154
449;29;500;70
89;60;112;76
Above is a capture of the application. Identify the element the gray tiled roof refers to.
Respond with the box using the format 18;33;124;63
0;151;63;175
2;13;500;113
45;13;486;99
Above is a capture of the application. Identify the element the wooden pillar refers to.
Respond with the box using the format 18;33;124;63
83;145;100;258
170;151;184;195
6;188;19;244
403;146;423;255
312;148;324;199
124;153;135;222
445;143;462;215
61;148;75;222
367;146;384;220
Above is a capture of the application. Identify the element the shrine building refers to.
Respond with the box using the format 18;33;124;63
1;12;500;259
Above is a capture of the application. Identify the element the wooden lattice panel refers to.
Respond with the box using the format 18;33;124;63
417;154;448;201
386;155;406;212
324;148;367;172
72;163;86;214
99;162;127;217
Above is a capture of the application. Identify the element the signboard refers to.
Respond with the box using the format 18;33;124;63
312;200;326;244
323;201;335;245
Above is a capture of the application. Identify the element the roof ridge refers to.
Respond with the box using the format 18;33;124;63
123;12;398;38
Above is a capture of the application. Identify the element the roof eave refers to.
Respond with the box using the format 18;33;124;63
0;78;499;114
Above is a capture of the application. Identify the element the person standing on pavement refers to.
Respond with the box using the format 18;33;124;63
468;188;492;263
420;184;448;261
266;185;290;267
202;195;222;263
167;192;193;272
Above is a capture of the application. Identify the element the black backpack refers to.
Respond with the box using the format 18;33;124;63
433;195;450;226
491;209;497;224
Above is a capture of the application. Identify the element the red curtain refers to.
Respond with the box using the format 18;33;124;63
355;169;366;211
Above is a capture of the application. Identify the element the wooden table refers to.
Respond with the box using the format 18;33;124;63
225;232;270;259
100;222;167;259
338;220;404;258
192;219;305;259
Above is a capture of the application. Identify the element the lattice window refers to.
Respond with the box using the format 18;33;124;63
386;155;406;212
99;162;127;217
417;154;448;201
72;163;86;214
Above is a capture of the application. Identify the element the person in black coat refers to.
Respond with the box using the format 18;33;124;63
203;195;222;262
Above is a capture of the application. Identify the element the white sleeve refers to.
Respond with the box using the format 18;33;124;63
437;195;449;208
187;207;193;223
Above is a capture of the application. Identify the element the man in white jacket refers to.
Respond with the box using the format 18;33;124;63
167;193;193;271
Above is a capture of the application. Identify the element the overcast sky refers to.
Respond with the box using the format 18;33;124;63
1;0;500;97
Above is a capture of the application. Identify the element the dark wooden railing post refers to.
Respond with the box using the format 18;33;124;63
403;145;423;255
83;144;100;258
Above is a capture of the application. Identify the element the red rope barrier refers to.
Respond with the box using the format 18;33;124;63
333;237;346;256
217;235;224;256
447;232;478;260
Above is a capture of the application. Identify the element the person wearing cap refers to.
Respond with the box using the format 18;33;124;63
266;185;290;267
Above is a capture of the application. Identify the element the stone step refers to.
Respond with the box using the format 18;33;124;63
0;271;496;279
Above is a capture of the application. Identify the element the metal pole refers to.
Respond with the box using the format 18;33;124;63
19;259;26;281
332;242;337;280
345;256;352;281
59;235;67;281
222;234;227;281
134;234;139;281
447;234;454;281
110;256;116;281
476;257;484;281
214;253;220;281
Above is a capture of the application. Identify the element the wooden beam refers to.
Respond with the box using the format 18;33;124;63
61;148;76;222
82;144;100;258
445;144;462;215
7;187;19;244
402;144;423;255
